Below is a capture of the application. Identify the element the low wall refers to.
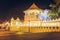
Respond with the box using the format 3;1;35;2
10;26;60;33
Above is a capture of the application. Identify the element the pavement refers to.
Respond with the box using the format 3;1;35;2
0;31;13;36
0;30;60;40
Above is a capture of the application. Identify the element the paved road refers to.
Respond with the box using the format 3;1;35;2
0;32;60;40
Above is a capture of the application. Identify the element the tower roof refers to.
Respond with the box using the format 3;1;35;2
16;17;20;21
11;17;14;20
28;3;40;9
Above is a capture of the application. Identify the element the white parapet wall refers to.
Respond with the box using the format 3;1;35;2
41;21;60;27
23;20;60;27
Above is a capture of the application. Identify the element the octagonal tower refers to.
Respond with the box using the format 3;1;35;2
24;3;42;21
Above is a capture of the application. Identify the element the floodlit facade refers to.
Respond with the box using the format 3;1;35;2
1;3;60;33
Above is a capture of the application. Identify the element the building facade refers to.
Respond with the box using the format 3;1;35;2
1;3;60;33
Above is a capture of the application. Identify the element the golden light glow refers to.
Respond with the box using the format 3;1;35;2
16;22;19;26
1;3;60;33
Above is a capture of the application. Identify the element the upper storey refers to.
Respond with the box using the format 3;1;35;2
24;3;42;15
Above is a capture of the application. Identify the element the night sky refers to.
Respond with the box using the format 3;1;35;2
0;0;56;22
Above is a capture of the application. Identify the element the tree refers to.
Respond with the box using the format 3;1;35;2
55;0;60;5
57;6;60;17
48;10;58;19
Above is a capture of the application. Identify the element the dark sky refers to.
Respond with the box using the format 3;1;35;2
0;0;56;22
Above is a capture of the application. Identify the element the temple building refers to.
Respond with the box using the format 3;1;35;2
1;3;60;33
